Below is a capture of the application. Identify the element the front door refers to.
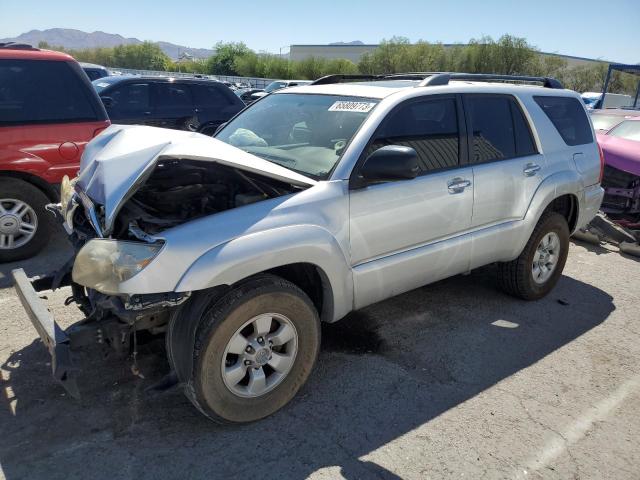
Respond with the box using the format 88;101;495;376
105;82;152;126
349;95;474;308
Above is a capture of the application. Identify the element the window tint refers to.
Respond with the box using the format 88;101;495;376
534;96;593;146
109;83;150;114
511;101;537;156
466;95;537;163
193;84;232;108
155;83;193;108
467;96;514;162
0;59;98;126
369;97;459;172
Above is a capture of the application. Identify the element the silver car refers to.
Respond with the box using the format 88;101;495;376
13;73;604;423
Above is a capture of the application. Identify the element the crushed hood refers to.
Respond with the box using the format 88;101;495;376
76;125;316;234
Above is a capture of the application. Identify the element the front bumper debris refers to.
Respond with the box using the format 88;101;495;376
11;269;80;398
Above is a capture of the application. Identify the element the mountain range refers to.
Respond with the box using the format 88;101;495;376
0;28;215;59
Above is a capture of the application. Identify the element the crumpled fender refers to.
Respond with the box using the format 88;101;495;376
174;224;353;322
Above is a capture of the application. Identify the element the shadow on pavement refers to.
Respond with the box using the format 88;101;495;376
0;230;72;289
0;268;614;479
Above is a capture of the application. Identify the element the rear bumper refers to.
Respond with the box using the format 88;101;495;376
11;269;79;398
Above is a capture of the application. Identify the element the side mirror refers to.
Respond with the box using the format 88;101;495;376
353;145;419;188
100;96;114;108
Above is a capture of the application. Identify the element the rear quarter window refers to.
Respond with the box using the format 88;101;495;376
534;96;593;146
0;59;99;126
192;84;237;108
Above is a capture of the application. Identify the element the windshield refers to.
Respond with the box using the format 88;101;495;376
216;93;379;179
608;120;640;142
591;114;625;131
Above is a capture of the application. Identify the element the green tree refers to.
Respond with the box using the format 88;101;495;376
206;41;252;75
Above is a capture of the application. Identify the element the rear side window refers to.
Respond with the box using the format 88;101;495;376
0;59;98;126
369;97;460;172
108;83;150;114
465;95;537;164
534;96;593;146
192;84;233;108
154;83;194;109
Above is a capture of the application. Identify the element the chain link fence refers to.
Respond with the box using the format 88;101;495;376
111;68;275;89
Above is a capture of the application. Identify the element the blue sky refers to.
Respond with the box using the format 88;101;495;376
1;0;638;63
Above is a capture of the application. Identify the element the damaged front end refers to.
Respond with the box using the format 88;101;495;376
579;164;640;256
13;125;315;397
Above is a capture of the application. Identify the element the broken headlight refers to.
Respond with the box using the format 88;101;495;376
72;239;163;294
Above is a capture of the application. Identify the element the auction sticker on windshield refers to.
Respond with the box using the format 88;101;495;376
328;101;376;113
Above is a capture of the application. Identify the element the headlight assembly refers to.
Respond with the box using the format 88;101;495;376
72;239;163;294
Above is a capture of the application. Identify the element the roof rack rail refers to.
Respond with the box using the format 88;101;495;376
0;42;39;51
420;73;563;89
311;74;385;85
310;72;563;89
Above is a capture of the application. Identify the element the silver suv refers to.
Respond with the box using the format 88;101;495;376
13;72;604;423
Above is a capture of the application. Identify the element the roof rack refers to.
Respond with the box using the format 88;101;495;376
0;42;39;51
310;72;563;89
423;73;563;89
310;74;386;85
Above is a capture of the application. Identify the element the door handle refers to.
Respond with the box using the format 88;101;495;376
143;111;152;116
523;163;541;176
447;178;471;194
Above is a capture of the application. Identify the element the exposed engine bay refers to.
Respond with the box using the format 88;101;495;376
579;165;640;257
108;159;301;240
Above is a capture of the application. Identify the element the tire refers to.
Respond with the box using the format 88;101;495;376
497;212;569;300
0;178;54;263
182;274;321;423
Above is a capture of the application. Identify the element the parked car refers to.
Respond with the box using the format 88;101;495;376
582;91;634;110
0;43;109;262
13;72;603;423
80;62;109;81
235;87;264;105
250;79;311;101
590;108;640;132
583;118;640;254
93;76;245;135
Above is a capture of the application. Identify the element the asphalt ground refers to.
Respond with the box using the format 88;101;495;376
1;230;639;479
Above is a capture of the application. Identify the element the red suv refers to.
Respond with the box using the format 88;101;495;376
0;43;109;261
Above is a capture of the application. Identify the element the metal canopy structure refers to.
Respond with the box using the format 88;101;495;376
599;63;640;110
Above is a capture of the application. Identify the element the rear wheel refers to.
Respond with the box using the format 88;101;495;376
180;275;321;423
497;212;569;300
0;178;53;263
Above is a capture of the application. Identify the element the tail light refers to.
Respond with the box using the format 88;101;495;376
597;143;605;183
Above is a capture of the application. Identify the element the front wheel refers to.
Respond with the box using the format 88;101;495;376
497;212;570;300
183;275;321;423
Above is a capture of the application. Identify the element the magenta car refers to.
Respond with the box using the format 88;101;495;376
591;108;640;132
592;117;640;251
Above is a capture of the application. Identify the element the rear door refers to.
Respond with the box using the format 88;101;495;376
152;81;197;131
463;94;543;229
